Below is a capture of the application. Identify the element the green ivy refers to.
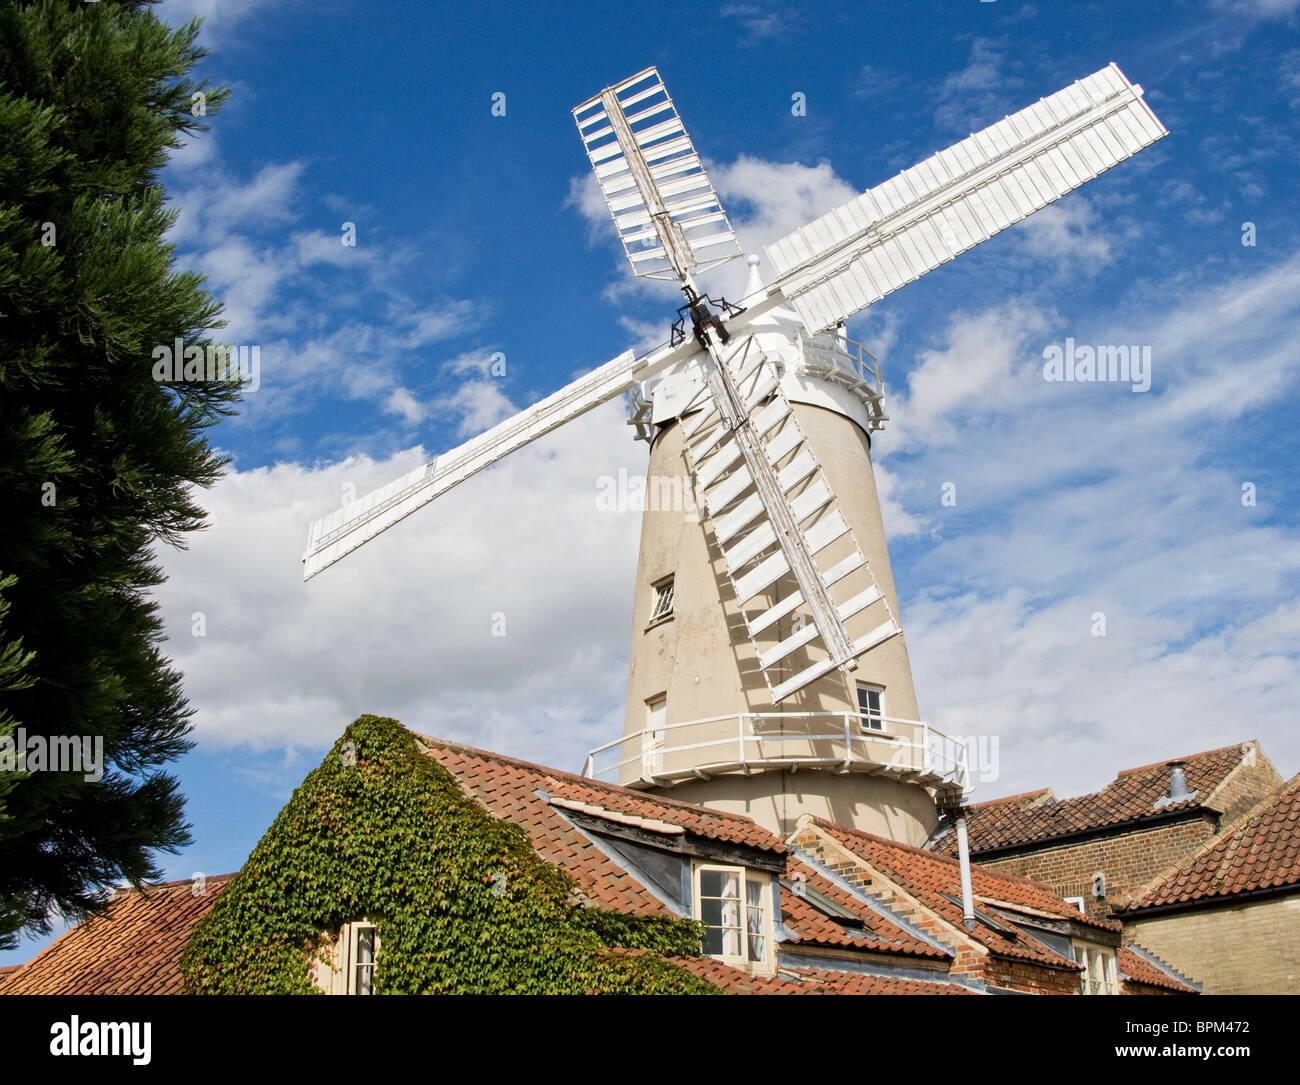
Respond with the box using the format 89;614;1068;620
180;715;722;994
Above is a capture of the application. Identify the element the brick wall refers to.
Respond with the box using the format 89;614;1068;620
1125;893;1300;994
1206;747;1284;827
978;816;1218;918
986;956;1080;995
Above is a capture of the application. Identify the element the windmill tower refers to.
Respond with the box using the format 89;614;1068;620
303;64;1167;846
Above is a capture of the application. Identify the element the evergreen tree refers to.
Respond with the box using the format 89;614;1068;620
0;0;235;948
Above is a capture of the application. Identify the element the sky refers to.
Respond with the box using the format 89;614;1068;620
7;0;1300;961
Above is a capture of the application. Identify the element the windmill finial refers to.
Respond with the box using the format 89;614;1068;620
744;252;764;297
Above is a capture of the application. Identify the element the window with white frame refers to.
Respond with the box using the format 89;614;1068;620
1074;942;1118;995
313;920;380;995
350;924;377;995
694;864;774;972
1064;896;1086;914
856;682;885;731
649;576;675;622
643;695;666;775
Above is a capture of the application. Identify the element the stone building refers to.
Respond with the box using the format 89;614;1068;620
1120;774;1300;994
0;717;1196;996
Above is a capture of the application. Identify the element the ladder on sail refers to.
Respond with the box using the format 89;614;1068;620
678;336;902;703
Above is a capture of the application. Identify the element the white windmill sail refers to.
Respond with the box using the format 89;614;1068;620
576;67;895;701
574;67;743;280
301;340;701;580
303;61;1168;706
762;62;1168;334
675;337;901;703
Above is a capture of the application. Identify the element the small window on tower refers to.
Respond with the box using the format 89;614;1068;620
856;683;885;731
649;576;675;622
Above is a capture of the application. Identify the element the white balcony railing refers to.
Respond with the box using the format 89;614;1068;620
581;711;970;795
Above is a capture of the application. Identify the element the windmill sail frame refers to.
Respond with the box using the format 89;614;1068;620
574;67;743;281
763;62;1169;333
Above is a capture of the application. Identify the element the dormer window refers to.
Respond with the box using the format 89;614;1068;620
1074;942;1118;994
856;683;884;731
649;576;675;622
694;864;774;973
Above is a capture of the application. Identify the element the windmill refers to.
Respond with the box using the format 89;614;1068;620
304;64;1167;842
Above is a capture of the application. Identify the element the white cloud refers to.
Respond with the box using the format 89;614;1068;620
383;387;424;425
884;252;1300;798
435;378;518;438
1016;197;1117;268
890;303;1051;447
933;39;1022;134
292;229;376;268
152;400;644;773
713;155;858;253
1210;0;1300;16
158;0;297;45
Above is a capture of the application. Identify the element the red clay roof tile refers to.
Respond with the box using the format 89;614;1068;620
806;818;1115;968
931;743;1257;854
1125;774;1300;911
0;874;236;995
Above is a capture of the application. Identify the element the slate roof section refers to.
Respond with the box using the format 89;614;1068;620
0;874;236;995
930;743;1258;855
1124;773;1300;912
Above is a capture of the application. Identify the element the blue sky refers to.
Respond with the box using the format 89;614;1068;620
7;0;1300;961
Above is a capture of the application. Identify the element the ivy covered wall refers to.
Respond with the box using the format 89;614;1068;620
181;715;721;994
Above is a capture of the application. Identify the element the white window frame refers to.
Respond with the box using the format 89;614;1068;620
1064;896;1086;914
856;682;885;732
643;695;666;776
313;920;380;995
1073;941;1118;995
649;576;675;623
692;863;775;975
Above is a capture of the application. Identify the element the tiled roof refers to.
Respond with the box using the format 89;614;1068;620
665;955;975;995
1124;774;1300;912
1118;941;1200;993
422;741;675;917
780;856;948;959
931;743;1257;855
0;965;20;991
808;818;1116;968
420;737;964;968
419;736;787;920
0;874;236;995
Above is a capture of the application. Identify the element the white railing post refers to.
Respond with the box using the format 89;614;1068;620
738;714;746;767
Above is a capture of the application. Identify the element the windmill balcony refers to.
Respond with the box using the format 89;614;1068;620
582;712;970;797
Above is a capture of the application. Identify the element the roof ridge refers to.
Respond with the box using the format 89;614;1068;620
112;872;239;894
415;732;767;826
965;787;1055;810
1125;772;1300;911
1113;741;1254;778
812;816;1120;930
